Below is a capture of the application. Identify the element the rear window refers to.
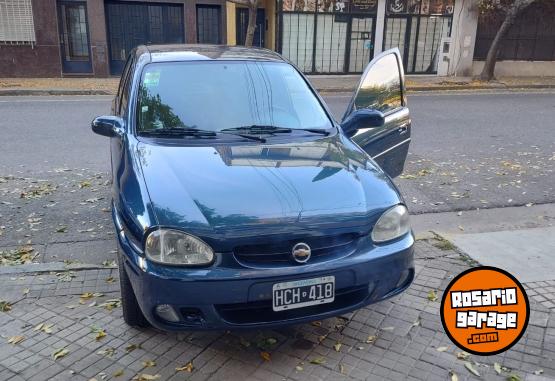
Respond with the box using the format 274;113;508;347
136;61;332;132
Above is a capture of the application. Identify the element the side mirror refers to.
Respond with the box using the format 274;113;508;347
91;116;124;137
341;109;385;137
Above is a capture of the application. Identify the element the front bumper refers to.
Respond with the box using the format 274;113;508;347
117;228;414;331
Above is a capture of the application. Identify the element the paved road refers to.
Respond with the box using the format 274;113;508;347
1;91;554;215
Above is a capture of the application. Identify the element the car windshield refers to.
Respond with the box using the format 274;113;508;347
136;61;333;133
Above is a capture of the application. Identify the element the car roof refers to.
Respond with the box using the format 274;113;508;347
135;44;286;64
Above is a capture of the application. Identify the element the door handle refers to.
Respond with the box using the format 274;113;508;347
398;123;409;135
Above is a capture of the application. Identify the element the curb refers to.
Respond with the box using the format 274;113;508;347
319;83;555;93
0;262;117;275
0;83;554;96
0;89;114;96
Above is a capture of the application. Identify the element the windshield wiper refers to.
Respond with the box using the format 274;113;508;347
221;125;293;134
140;127;266;142
219;131;266;143
295;128;330;136
139;127;216;138
221;125;330;136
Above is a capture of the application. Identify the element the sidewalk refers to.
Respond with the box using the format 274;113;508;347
1;76;555;96
1;239;553;381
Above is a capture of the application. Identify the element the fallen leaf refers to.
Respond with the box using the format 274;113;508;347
56;226;67;233
80;292;94;300
97;347;116;357
334;342;342;352
56;271;76;282
113;369;124;377
91;326;106;340
239;337;251;348
339;363;346;374
295;365;303;372
366;335;377;344
494;362;502;374
105;277;115;283
23;288;30;295
133;374;160;381
142;360;156;368
311;321;322;327
98;299;121;311
507;374;521;381
449;370;458;381
102;260;117;267
457;351;470;360
310;357;326;365
436;346;448;352
464;362;480;377
427;290;438;302
260;351;271;361
0;300;12;312
34;322;54;334
126;344;140;353
265;337;278;345
53;348;69;360
8;335;24;345
175;362;194;372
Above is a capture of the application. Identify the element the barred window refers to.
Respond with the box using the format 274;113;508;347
0;0;36;44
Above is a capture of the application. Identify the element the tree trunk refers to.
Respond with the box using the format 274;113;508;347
244;2;258;47
479;0;536;81
479;12;515;81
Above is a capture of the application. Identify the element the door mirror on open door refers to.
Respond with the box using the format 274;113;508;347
342;48;411;178
341;109;385;137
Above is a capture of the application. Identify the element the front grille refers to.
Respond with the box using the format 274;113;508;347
233;233;359;265
215;285;368;325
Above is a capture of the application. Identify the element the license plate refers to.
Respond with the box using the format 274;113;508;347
272;276;335;312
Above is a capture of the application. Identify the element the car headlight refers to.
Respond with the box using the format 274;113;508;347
371;205;410;243
145;229;214;266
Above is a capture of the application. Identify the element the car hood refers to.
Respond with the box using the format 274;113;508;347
137;134;401;238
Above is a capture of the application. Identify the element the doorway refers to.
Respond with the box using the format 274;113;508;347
197;5;222;44
105;1;184;75
57;1;92;74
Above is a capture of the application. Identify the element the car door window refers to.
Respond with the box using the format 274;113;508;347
118;57;134;116
352;53;403;115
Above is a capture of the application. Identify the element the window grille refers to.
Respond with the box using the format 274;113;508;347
0;0;36;44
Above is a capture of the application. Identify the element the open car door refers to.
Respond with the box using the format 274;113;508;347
342;48;411;178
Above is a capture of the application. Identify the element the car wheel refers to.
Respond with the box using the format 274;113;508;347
117;247;150;328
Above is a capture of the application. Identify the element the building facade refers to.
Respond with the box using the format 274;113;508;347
0;0;553;77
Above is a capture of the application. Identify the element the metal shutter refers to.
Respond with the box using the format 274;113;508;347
0;0;36;44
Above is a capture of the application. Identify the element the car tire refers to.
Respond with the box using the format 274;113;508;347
117;247;150;328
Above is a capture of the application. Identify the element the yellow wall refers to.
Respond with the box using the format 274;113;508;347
226;2;236;45
225;0;276;50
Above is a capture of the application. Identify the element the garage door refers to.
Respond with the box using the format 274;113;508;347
105;1;184;75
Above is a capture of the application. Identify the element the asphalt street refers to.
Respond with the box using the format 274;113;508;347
1;91;553;215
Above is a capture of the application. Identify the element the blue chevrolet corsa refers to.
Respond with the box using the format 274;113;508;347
92;44;414;330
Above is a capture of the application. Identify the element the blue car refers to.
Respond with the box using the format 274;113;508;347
92;45;414;330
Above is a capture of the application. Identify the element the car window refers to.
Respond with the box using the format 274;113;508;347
136;61;333;132
116;57;133;114
353;53;402;115
118;57;135;116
